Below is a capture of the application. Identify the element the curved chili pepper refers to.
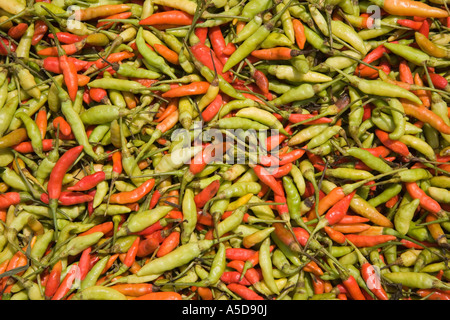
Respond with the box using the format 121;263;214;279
109;179;155;204
48;145;84;201
67;171;106;192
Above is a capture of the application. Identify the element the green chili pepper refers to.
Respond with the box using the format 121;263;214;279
181;188;197;244
368;184;402;208
135;27;176;79
0;93;19;137
14;112;45;158
222;0;293;72
383;272;450;290
346;147;392;173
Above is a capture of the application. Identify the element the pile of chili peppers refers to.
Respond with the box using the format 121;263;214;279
0;0;449;301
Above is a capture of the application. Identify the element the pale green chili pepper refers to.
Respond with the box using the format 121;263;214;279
15;23;34;59
136;27;176;79
266;65;333;83
93;180;109;208
1;167;28;191
306;125;343;149
118;206;173;236
233;13;263;43
80;105;131;125
9;90;48;132
260;237;280;295
386;98;406;140
215;205;246;238
399;134;436;161
14;112;44;158
0;93;19;137
181;188;197;244
346;147;392;173
80;255;111;290
137;235;235;277
331;19;368;55
368;183;402;208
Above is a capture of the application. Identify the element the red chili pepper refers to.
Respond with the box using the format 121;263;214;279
136;219;166;237
48;145;84;201
48;32;86;44
344;234;397;247
225;248;256;261
324;191;356;226
220;271;253;286
139;10;194;25
44;260;63;299
208;26;230;65
136;236;159;257
289;113;333;124
78;247;92;280
341;274;366;300
397;19;423;30
405;181;445;218
124;237;140;267
189;143;229;176
253;165;285;196
399;60;414;84
52;116;72;136
111;151;123;177
148;190;161;210
307;152;326;171
360;262;389;300
89;87;109;103
79;221;113;237
293;19;306;49
38;40;86;56
193;179;220;208
109;178;155;204
271;163;293;178
190;42;232;82
362;146;391;158
201;93;223;122
418;19;430;37
252;69;270;95
35;109;47;139
161;81;211;98
0;192;21;210
59;55;78;101
374;129;411;157
8;23;28;39
226;260;261;285
91;51;134;71
156;230;180;257
357;45;390;70
222;42;236;56
0;38;17;55
97;11;133;29
278;149;306;166
31;20;48;45
67;171;106;191
41;191;94;206
227;283;264;300
417;289;450;300
399;238;438;249
42;56;88;74
194;26;208;45
11;139;55;154
324;225;346;244
428;73;448;90
51;264;80;300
